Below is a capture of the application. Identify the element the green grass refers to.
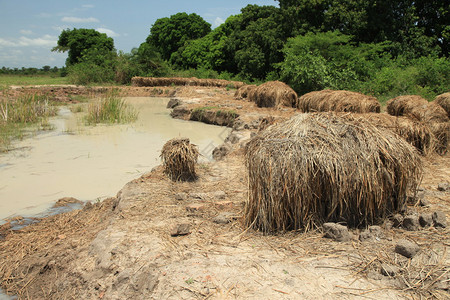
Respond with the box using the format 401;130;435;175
84;89;138;125
0;93;58;152
0;75;69;87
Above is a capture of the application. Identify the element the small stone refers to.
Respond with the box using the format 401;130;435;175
403;215;419;231
392;214;403;228
170;224;190;237
395;239;420;258
323;223;350;242
419;197;430;207
190;193;207;200
166;98;180;109
419;213;433;228
359;230;372;242
186;203;206;212
212;212;234;224
380;263;400;277
437;182;449;192
175;193;187;201
432;211;447;228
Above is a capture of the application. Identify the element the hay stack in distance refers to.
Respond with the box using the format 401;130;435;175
248;81;298;108
386;95;428;118
161;138;199;181
131;76;245;89
298;90;380;113
234;85;257;100
245;113;422;233
434;93;450;118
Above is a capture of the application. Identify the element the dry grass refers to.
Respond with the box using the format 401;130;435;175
131;77;245;89
355;113;436;156
245;113;422;234
160;138;199;181
386;95;428;118
434;92;450;118
298;90;381;113
248;81;298;108
234;85;257;100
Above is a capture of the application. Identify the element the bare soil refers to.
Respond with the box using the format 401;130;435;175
0;85;449;299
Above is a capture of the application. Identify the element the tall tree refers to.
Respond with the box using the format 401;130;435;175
146;12;211;61
52;28;115;66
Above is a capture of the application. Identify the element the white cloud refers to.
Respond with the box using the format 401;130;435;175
214;17;225;27
20;30;33;35
0;35;57;48
97;28;119;37
82;4;94;8
61;16;99;23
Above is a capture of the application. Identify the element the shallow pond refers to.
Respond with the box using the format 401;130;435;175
0;97;230;221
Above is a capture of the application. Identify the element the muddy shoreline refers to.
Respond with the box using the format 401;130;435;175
0;85;449;299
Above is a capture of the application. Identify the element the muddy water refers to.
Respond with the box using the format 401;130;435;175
0;97;230;221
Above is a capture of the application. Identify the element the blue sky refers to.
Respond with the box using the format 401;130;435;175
0;0;277;68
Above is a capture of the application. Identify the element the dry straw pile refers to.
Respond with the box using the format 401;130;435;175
234;85;257;100
131;77;245;89
434;92;450;118
355;113;436;156
248;81;298;108
160;138;199;181
245;113;422;233
386;95;449;154
298;90;381;113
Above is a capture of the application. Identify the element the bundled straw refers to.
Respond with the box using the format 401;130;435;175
234;85;257;100
298;90;381;113
248;81;298;108
131;77;245;89
386;95;428;118
160;138;199;181
434;92;450;118
353;113;436;156
245;113;422;233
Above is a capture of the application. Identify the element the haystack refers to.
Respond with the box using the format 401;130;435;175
248;81;298;108
131;77;245;89
245;113;422;233
386;95;428;118
355;113;436;156
434;93;450;118
298;90;380;113
234;85;257;100
160;138;199;181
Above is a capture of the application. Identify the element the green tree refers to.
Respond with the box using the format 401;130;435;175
146;12;211;62
52;28;115;66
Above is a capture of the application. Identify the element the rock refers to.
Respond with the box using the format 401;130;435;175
175;193;188;201
380;263;400;277
395;239;420;258
170;105;190;119
323;223;350;242
212;212;234;224
190;193;207;200
392;214;403;228
419;213;433;228
185;203;206;212
170;224;190;237
403;215;419;231
166;98;181;109
212;144;231;161
432;211;447;228
437;182;449;192
360;225;384;242
419;197;430;207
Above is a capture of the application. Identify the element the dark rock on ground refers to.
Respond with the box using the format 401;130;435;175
392;214;403;228
359;226;384;242
437;182;449;192
432;211;447;228
170;105;191;119
419;213;433;228
212;144;231;161
395;239;420;258
170;224;191;237
212;212;235;224
166;98;181;109
403;215;419;231
323;223;350;242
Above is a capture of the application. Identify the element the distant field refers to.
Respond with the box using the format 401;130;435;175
0;75;69;87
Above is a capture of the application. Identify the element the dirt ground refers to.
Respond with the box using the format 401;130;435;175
0;85;449;299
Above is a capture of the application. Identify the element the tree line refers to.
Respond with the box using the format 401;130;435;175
52;0;449;101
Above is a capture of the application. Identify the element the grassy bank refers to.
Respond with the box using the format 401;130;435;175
0;75;69;88
0;93;57;151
